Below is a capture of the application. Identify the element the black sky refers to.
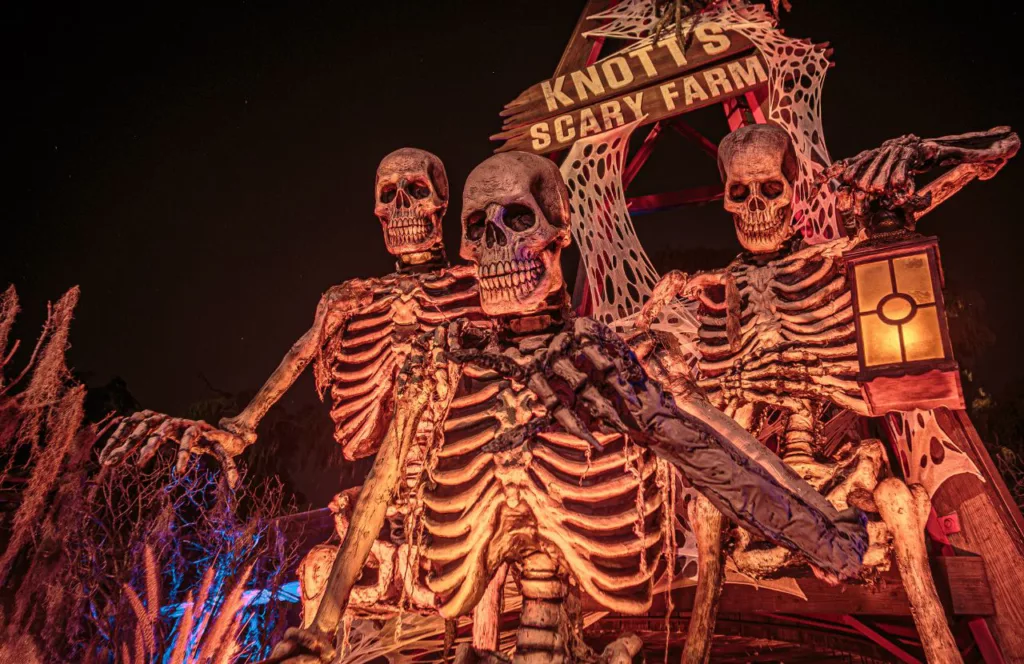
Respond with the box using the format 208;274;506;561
4;1;1023;417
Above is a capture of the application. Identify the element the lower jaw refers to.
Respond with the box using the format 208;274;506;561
480;281;546;314
387;232;438;253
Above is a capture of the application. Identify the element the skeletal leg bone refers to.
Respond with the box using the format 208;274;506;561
473;564;509;654
682;493;725;664
874;479;962;664
599;634;643;664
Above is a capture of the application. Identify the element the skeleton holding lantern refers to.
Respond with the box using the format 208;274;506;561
635;122;1019;663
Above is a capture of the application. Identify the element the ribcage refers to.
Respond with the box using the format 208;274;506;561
325;267;482;460
695;242;863;409
421;364;668;618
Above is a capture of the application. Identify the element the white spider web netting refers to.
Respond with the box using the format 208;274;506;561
583;0;841;244
559;120;700;356
886;409;983;497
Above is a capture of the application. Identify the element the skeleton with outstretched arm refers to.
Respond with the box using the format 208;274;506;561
268;151;868;664
100;147;486;640
631;124;1018;664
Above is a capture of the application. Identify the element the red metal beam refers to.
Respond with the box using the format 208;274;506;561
840;615;923;664
670;119;719;159
626;184;724;215
621;121;664;189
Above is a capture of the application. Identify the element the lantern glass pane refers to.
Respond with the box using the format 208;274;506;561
860;312;903;366
854;261;894;312
902;306;945;362
893;254;935;305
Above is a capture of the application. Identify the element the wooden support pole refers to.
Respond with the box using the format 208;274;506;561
927;410;1024;661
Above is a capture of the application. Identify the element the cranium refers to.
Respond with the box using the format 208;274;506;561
718;124;798;254
460;152;571;315
374;148;449;255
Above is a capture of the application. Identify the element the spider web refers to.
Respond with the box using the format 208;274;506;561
583;0;662;41
582;0;841;245
886;409;983;497
560;120;700;357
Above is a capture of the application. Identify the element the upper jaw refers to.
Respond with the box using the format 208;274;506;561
383;212;440;253
735;206;794;253
477;254;549;315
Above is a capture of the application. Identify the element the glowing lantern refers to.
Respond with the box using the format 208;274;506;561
845;235;964;416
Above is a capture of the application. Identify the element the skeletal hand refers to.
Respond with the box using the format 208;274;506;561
99;410;252;488
826;126;1020;223
448;317;656;453
635;270;719;332
396;326;452;426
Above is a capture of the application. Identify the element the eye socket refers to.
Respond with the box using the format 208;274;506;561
504;204;536;231
465;211;486;240
728;183;750;202
407;181;432;200
762;180;786;199
380;185;397;204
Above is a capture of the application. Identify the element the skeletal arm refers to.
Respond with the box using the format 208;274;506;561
221;280;374;436
635;270;723;332
269;327;456;660
539;318;867;579
824;126;1019;228
99;280;374;489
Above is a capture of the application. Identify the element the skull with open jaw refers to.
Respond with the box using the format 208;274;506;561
460;152;571;315
719;124;798;254
374;148;449;255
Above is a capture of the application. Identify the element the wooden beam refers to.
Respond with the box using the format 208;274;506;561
925;409;1024;659
932;556;996;616
554;0;615;78
627;184;724;215
622;121;665;188
670;119;719;159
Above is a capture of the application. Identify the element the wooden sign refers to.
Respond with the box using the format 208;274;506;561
494;52;768;154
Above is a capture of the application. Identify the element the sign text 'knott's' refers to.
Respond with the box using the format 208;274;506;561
540;26;744;114
497;54;768;155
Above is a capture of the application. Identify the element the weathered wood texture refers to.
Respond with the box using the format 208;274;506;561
932;556;995;616
929;408;1024;661
553;0;616;79
495;53;768;154
586;613;907;662
502;31;755;130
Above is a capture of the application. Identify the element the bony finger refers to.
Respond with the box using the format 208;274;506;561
137;418;177;467
211;443;241;490
176;426;201;476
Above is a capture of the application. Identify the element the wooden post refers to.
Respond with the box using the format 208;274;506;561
928;410;1024;661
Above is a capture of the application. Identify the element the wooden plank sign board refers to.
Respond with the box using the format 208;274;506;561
496;52;767;154
494;22;767;155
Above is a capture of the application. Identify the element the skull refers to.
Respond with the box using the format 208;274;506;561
718;124;798;254
460;152;571;316
374;148;448;255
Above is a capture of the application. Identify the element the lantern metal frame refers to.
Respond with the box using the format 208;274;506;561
844;234;965;415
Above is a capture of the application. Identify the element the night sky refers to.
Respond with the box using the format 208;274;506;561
4;1;1023;419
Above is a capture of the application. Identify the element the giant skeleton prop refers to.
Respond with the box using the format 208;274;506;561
637;123;1018;663
99;147;485;625
272;151;869;664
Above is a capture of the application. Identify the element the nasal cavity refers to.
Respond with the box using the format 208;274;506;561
485;223;507;248
748;196;766;212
